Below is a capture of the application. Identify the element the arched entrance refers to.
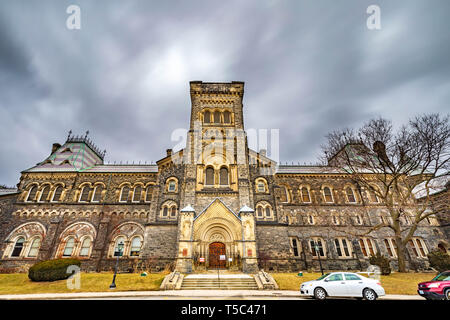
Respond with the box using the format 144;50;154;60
209;242;226;269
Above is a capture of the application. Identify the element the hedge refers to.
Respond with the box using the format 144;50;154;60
28;258;81;282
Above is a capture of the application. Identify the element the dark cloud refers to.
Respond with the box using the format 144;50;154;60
0;0;449;185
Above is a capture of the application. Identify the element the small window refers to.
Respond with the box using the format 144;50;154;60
265;207;271;217
257;207;263;218
308;215;315;225
205;167;214;185
113;237;126;257
92;185;103;202
120;186;130;202
52;186;63;202
162;207;168;217
335;238;352;258
332;215;339;225
291;237;300;257
323;187;333;203
355;214;362;225
79;186;91;202
39;186;50;202
168;181;176;192
257;182;265;192
219;167;229;185
130;237;142;256
63;238;75;257
145;185;153;202
368;188;379;203
133;186;142;202
11;237;25;257
384;238;398;258
170;206;177;217
27;238;41;258
26;186;37;202
346;187;356;203
359;238;376;258
301;187;311;203
204;111;211;124
79;238;91;257
213;111;221;123
310;238;325;257
223;111;231;123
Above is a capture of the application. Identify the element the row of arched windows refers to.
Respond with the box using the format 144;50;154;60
202;110;233;124
3;222;145;259
205;167;229;186
278;184;381;204
24;184;64;202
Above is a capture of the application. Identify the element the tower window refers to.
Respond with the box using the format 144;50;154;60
223;111;231;123
52;186;63;202
213;111;221;123
204;111;211;123
120;186;130;202
219;167;229;185
26;186;38;202
133;186;142;202
79;186;91;202
39;186;50;202
205;167;214;185
92;185;103;202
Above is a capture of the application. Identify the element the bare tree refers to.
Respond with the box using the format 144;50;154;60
321;114;449;272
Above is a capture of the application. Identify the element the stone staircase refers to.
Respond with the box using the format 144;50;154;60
180;274;259;290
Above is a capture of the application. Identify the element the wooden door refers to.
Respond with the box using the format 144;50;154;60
209;242;226;269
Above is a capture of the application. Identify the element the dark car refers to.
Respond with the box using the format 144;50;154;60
418;271;450;300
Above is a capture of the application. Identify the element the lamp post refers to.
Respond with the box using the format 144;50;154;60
110;241;124;289
314;242;324;275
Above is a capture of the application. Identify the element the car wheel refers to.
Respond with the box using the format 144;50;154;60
314;287;327;300
445;288;450;301
363;288;377;301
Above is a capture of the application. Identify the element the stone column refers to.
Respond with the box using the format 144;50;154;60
240;205;258;273
175;205;195;273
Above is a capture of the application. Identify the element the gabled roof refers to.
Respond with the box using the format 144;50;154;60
194;198;242;221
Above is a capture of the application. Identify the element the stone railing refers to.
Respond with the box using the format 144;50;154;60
254;269;279;290
159;271;184;290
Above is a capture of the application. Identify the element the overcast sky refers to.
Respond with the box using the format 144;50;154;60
0;0;449;186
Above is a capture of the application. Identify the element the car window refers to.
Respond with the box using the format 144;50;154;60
344;273;361;281
432;272;450;281
316;273;330;281
327;273;343;281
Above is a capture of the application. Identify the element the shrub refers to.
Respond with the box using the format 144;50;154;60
427;250;450;273
28;258;81;282
369;252;391;275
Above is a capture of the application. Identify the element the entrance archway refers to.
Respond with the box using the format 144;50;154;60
209;242;226;269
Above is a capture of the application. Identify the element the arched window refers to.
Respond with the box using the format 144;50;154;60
213;111;221;123
92;185;103;202
265;207;271;217
26;186;38;202
368;187;379;203
120;186;130;202
359;238;376;258
63;237;76;257
52;186;63;202
223;111;231;123
257;182;265;192
27;238;41;258
113;237;126;257
257;207;263;218
323;187;333;203
332;215;340;225
309;237;326;257
171;206;177;217
308;215;315;225
301;187;311;203
79;238;91;257
335;238;352;258
168;181;176;192
39;186;50;202
133;186;142;202
346;187;356;203
409;238;428;258
354;214;363;225
145;185;153;202
384;238;398;257
11;237;25;257
130;237;142;256
204;111;211;123
162;207;168;217
205;167;214;185
79;186;91;202
219;167;229;185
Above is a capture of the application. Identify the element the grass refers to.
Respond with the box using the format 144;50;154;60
272;272;437;295
0;272;168;295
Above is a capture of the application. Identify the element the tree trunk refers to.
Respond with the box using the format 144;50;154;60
395;235;407;272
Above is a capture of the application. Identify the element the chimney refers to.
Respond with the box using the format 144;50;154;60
166;149;173;157
52;143;61;154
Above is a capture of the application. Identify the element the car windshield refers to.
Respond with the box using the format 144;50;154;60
315;273;330;281
432;271;450;281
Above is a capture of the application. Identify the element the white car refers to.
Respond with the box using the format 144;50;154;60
300;272;386;300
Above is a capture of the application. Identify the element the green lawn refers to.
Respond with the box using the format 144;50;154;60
0;272;167;295
271;272;437;295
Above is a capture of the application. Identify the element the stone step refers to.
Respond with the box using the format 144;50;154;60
180;276;259;290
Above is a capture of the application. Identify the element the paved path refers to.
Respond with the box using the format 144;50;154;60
0;290;425;300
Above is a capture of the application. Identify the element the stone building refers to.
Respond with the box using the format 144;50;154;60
0;81;448;273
